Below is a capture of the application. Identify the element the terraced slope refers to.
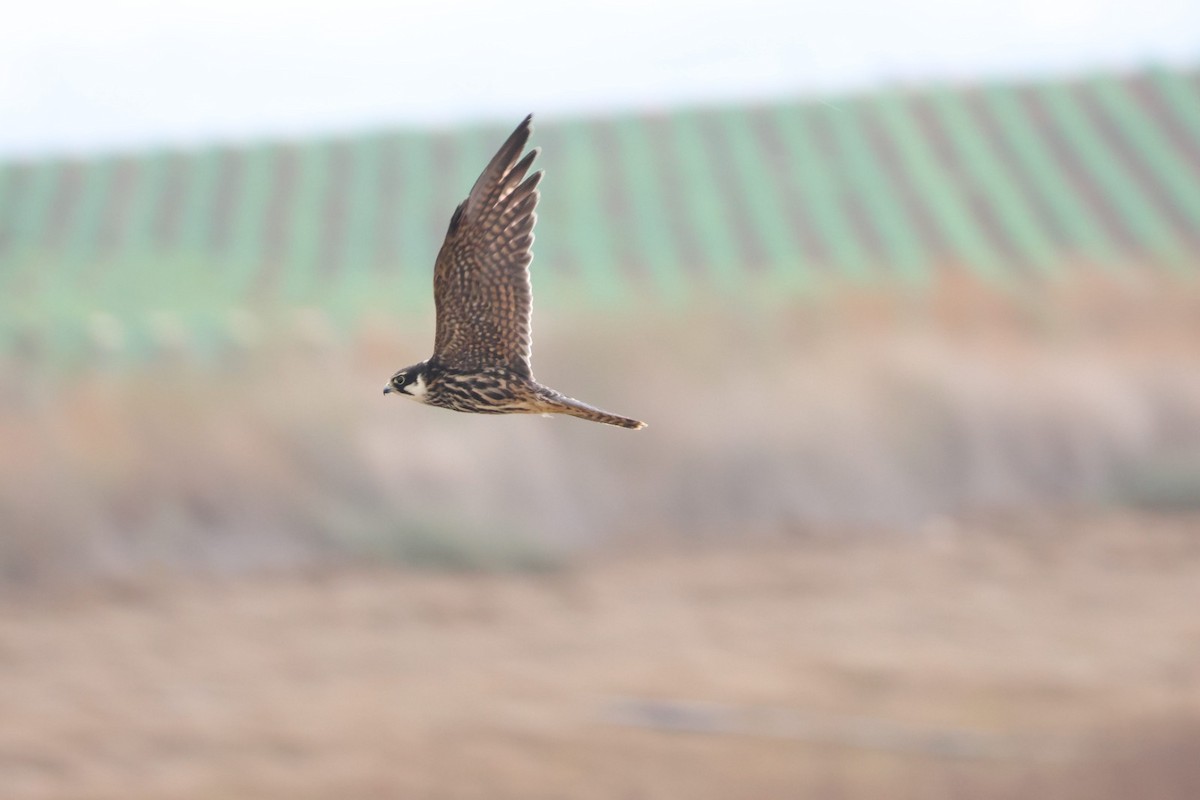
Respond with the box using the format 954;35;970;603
0;68;1198;359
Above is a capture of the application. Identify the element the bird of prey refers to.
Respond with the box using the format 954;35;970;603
383;115;646;430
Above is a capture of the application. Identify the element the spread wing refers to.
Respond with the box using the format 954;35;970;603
431;115;542;376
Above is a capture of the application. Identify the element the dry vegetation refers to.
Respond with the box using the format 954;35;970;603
3;273;1200;797
3;273;1200;583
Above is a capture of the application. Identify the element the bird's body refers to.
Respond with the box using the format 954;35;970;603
384;115;645;430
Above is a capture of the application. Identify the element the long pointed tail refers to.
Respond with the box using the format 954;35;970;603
538;390;646;430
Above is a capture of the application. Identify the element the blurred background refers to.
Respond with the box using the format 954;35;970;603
3;1;1200;797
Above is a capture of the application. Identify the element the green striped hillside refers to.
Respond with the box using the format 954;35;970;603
1;67;1199;360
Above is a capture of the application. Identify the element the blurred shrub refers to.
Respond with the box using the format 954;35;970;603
3;275;1200;585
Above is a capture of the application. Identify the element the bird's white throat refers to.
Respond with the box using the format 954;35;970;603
406;372;429;401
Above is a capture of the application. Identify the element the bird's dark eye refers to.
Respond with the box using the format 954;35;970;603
393;375;405;386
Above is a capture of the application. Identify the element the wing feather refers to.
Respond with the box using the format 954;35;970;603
432;115;541;376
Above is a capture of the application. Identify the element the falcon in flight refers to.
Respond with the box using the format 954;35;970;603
383;115;646;430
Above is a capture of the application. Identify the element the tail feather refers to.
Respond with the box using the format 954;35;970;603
538;390;646;430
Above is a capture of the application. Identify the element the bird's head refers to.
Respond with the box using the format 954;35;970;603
383;362;429;401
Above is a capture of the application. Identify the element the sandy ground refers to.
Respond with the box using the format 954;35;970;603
3;512;1200;799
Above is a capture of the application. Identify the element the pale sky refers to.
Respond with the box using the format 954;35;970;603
2;0;1198;156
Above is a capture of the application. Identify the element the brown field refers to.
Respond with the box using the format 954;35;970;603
3;512;1200;799
4;275;1200;797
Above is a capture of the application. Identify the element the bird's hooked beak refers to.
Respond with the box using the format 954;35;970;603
383;384;393;395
